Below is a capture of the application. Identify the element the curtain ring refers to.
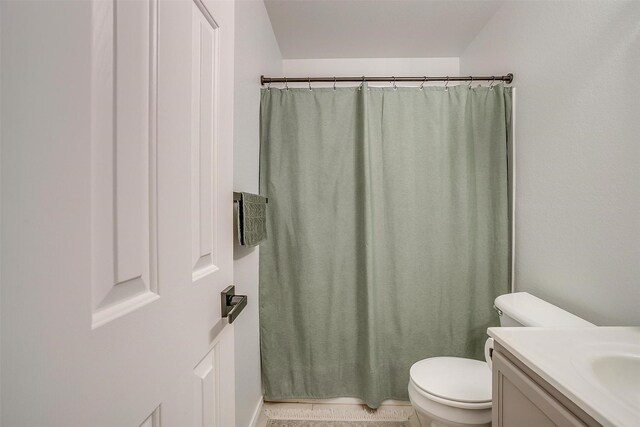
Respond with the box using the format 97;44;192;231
444;77;449;91
393;76;398;90
285;77;289;91
267;80;271;91
420;76;427;90
308;77;312;91
489;76;496;90
359;76;365;90
468;76;473;90
333;76;337;91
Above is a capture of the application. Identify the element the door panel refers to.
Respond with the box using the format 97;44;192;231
193;325;235;427
91;0;159;329
191;0;220;282
140;407;162;427
0;0;235;425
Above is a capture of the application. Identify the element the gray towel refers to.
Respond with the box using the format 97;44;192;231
237;192;267;247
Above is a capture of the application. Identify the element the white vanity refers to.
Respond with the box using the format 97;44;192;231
489;327;640;427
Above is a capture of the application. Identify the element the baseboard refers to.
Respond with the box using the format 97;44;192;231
249;395;264;427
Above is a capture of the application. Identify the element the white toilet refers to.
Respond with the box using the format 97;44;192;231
408;292;595;427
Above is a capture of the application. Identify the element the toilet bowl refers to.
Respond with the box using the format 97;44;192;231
409;357;491;427
408;292;595;427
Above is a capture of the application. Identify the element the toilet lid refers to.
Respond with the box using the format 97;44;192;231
410;357;492;404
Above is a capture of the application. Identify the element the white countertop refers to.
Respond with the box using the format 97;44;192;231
488;327;640;427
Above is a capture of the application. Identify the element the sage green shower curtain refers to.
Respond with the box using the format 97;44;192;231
259;83;512;407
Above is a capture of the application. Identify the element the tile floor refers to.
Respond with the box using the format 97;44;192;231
255;401;422;427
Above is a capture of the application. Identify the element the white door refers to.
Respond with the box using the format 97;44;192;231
0;0;236;425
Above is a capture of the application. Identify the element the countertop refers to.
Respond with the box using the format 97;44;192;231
488;326;640;427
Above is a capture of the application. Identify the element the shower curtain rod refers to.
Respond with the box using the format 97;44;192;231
260;73;513;85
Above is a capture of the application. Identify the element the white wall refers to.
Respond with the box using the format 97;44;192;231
282;57;459;87
461;1;640;326
233;1;282;425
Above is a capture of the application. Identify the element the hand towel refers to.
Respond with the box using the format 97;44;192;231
237;192;267;247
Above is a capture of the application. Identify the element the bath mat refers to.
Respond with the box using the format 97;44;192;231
264;407;413;426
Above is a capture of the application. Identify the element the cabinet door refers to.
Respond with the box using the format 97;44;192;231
493;351;587;427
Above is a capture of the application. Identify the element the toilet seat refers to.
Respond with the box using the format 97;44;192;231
409;378;491;410
409;357;492;409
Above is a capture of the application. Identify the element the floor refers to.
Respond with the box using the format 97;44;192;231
255;401;423;427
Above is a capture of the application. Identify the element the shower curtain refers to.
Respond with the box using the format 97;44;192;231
259;83;512;407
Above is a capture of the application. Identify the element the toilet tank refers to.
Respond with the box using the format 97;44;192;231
494;292;595;327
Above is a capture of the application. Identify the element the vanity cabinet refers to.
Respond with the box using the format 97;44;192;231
492;343;602;427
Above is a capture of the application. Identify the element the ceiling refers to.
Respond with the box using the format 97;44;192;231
264;0;505;59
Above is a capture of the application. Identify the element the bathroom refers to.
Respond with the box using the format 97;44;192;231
1;0;639;426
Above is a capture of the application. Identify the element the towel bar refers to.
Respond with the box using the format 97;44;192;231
233;191;268;203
